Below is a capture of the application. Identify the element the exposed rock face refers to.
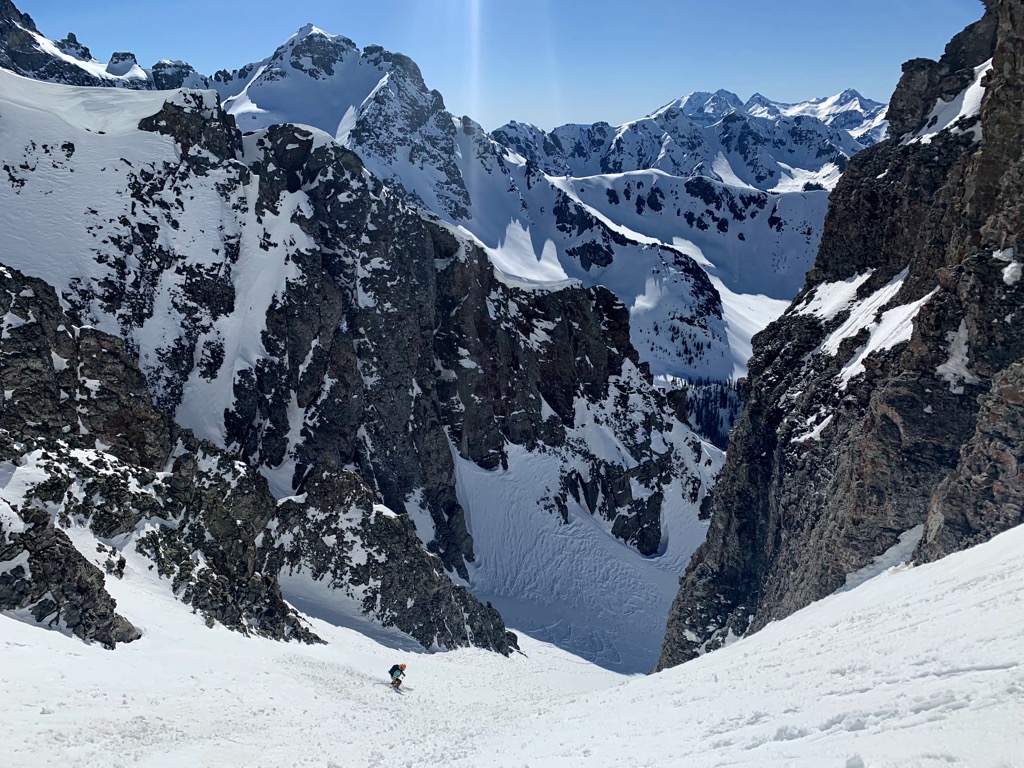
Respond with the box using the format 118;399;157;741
0;255;519;652
0;504;141;649
105;52;139;76
0;23;707;657
0;264;318;645
887;13;998;138
917;0;1024;558
149;60;205;90
919;361;1024;558
54;31;91;62
265;468;514;651
659;2;1024;670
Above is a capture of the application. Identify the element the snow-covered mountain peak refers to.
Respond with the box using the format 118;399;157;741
293;22;334;39
256;22;428;91
818;88;876;114
668;89;745;125
836;87;866;102
741;88;888;144
286;22;358;58
265;23;360;77
206;24;445;145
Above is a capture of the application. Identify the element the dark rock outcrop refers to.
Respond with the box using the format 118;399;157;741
0;504;141;649
265;467;517;653
887;13;998;138
0;1;210;90
659;0;1024;670
919;361;1024;558
0;3;110;87
0;240;519;653
0;264;319;645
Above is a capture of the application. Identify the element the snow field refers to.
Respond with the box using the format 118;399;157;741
455;376;720;673
3;517;1023;767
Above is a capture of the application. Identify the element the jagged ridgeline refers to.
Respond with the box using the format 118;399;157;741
659;0;1024;669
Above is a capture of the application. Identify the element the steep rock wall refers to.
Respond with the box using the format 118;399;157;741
659;1;1024;669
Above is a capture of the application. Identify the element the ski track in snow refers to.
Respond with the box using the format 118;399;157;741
3;522;1023;767
456;441;712;673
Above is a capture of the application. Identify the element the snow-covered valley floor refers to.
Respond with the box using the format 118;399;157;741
3;524;1023;768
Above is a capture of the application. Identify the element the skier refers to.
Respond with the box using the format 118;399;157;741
388;663;407;689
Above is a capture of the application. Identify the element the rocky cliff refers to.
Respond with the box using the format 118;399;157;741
0;29;714;662
658;0;1023;669
0;264;314;648
0;70;507;650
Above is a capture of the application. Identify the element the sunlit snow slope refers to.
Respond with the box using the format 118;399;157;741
2;519;1021;767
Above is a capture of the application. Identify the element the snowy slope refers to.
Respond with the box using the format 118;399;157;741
0;68;290;426
2;516;1021;767
456;388;721;670
0;64;722;669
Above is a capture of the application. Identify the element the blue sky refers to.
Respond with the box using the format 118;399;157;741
22;0;984;130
